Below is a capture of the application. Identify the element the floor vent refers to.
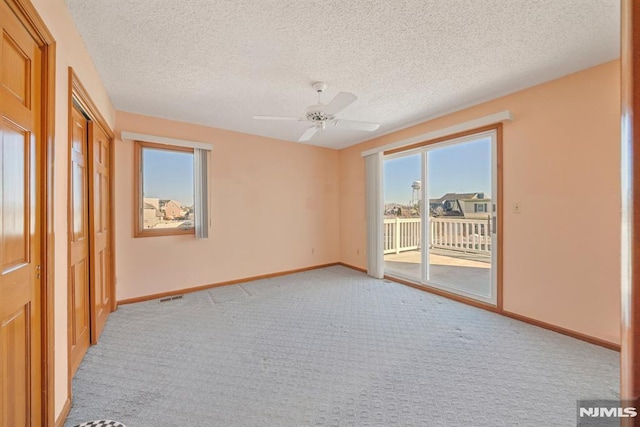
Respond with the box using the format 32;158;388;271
159;295;183;303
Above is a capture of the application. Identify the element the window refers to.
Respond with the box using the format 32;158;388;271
134;141;195;237
474;203;487;213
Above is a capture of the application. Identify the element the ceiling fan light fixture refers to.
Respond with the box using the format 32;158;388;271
253;82;380;142
306;109;332;122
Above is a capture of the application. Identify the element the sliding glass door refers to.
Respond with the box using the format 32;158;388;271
383;130;498;305
383;153;422;281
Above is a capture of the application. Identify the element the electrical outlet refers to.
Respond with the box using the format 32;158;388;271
513;202;522;213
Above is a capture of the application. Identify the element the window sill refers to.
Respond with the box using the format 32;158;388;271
134;228;195;238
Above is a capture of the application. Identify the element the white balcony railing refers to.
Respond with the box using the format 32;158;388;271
383;217;492;255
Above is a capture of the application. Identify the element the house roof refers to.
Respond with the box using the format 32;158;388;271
430;193;482;204
64;1;619;150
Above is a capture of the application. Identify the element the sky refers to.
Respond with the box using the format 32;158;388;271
142;148;194;206
383;137;491;204
140;137;489;208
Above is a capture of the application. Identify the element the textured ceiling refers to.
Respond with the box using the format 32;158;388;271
64;0;620;149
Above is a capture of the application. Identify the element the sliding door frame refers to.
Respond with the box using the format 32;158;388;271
66;67;117;406
382;123;503;310
382;147;423;281
68;67;116;313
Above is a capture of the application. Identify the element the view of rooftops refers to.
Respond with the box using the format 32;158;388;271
141;146;195;230
383;137;493;302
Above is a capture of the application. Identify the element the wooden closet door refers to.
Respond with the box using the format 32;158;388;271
0;1;43;424
69;104;90;376
89;122;111;341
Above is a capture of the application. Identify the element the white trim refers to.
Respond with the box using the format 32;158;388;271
360;111;511;157
490;130;498;305
421;150;429;283
121;131;213;151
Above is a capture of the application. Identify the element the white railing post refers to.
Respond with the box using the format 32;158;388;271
453;222;458;248
394;218;400;254
430;218;434;249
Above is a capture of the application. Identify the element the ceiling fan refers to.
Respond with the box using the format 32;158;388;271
253;82;381;142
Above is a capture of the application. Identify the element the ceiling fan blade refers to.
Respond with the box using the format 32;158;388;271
298;126;318;142
253;115;301;121
323;92;357;115
334;119;380;132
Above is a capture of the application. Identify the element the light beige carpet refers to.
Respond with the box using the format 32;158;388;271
65;266;619;427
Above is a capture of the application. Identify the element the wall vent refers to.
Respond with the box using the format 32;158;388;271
159;295;184;303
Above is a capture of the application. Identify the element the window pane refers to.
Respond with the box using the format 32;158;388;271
141;147;194;231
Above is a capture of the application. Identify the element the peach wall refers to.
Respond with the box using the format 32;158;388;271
339;61;621;345
30;0;116;419
15;1;623;420
114;112;340;301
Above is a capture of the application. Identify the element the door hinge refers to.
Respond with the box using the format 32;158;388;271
36;264;41;279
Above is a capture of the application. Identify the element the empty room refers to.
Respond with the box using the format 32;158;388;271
1;0;639;426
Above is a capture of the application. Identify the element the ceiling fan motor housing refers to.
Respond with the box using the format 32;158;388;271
306;106;333;123
307;82;333;123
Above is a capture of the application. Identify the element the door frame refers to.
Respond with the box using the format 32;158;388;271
4;0;56;424
421;130;498;305
382;123;504;311
66;67;116;399
621;0;640;420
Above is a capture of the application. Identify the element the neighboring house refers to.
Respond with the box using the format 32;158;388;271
459;198;492;219
429;192;475;217
144;197;160;211
384;204;414;217
429;192;491;219
143;202;162;229
185;206;194;220
385;206;403;216
161;199;187;220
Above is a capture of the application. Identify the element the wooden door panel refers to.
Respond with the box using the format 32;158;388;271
93;245;107;337
0;89;32;126
69;105;90;375
1;119;29;272
1;32;30;107
70;260;89;352
72;156;86;240
0;0;42;424
1;305;30;427
89;123;111;341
